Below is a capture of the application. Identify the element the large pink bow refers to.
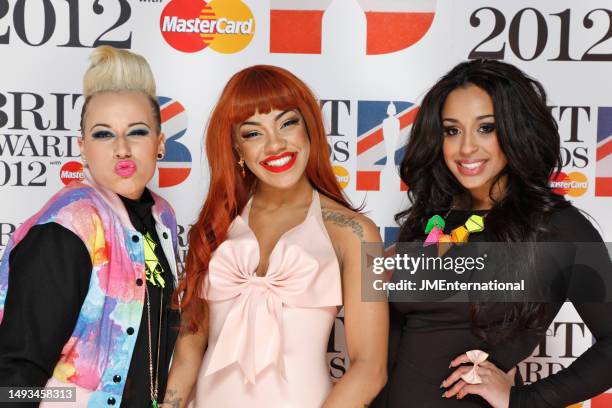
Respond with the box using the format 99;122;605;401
204;216;341;384
460;350;489;384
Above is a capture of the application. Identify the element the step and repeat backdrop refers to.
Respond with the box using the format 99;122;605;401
0;0;610;406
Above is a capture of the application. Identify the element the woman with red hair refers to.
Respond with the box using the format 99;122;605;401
162;65;388;407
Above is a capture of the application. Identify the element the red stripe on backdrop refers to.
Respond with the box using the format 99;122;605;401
365;12;435;55
357;171;380;190
596;139;612;161
158;168;190;188
399;107;418;128
357;128;383;155
161;102;183;123
270;10;324;54
595;177;612;197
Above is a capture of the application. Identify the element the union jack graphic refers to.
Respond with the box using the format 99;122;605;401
270;0;332;54
270;0;436;55
358;0;436;55
596;107;612;196
356;101;418;191
157;97;192;188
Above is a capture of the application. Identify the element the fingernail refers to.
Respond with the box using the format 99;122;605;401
440;382;445;388
441;392;446;398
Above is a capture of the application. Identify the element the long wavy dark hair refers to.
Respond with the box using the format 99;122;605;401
396;59;570;341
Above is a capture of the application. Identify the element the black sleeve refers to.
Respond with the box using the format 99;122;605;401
370;302;404;408
510;207;612;407
0;223;92;387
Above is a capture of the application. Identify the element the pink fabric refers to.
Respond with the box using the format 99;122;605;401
40;377;92;408
460;349;490;384
192;191;342;407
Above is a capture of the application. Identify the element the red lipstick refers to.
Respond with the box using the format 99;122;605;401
259;152;297;173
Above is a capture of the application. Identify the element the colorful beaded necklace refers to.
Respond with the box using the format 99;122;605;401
423;210;486;247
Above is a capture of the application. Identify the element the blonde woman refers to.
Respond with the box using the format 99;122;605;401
0;46;179;407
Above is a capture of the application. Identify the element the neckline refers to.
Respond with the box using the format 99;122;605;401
241;189;319;278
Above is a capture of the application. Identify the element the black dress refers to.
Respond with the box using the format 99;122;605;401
0;189;180;408
375;206;612;408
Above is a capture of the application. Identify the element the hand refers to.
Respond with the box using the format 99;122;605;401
440;353;516;408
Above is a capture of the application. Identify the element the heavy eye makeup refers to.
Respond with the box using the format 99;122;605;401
478;123;496;134
90;126;151;139
91;129;115;139
127;127;150;137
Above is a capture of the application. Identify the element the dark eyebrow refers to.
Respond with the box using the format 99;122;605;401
129;122;151;128
442;114;495;123
239;110;296;127
275;110;295;121
90;123;111;131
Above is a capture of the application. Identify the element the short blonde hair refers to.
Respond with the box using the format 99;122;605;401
83;45;156;98
80;46;161;132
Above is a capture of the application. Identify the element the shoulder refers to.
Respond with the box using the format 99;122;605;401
32;183;101;222
149;189;177;227
11;223;90;262
150;189;175;214
33;184;107;238
320;195;380;243
544;204;603;242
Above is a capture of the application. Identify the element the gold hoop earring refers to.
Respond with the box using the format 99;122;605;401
238;157;246;178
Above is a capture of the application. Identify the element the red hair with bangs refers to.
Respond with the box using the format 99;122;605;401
176;65;354;332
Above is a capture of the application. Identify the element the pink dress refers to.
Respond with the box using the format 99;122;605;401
191;191;342;407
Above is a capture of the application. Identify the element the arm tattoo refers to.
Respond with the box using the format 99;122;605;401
163;389;182;408
322;210;364;240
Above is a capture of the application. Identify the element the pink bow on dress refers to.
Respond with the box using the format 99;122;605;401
204;215;341;384
460;350;490;384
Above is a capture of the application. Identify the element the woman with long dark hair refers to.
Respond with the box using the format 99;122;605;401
376;59;612;407
162;65;388;408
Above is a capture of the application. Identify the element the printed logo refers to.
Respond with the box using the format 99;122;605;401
550;171;588;197
270;0;331;54
157;97;192;188
270;0;436;54
59;161;84;186
333;165;350;189
356;101;417;191
160;0;255;54
595;107;612;196
360;0;437;55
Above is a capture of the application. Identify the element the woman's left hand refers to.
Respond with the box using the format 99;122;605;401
441;353;516;408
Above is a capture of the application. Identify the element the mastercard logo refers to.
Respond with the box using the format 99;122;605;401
60;161;84;186
160;0;255;54
333;165;350;189
550;171;588;197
